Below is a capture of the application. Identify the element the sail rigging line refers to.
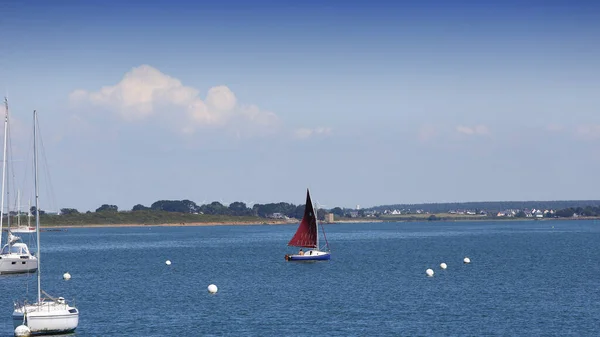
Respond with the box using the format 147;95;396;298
17;123;35;216
5;107;13;238
3;99;20;248
34;117;60;215
17;118;36;299
320;219;330;250
42;289;59;301
7;121;23;235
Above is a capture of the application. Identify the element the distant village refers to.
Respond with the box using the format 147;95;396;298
321;206;570;220
379;208;557;218
355;207;560;218
267;207;561;221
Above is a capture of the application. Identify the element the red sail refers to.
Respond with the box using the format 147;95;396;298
287;189;318;248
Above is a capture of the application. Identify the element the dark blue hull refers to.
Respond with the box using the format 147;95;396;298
285;252;331;261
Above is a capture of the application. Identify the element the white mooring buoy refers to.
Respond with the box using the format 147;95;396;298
440;263;447;269
63;272;71;280
426;268;434;277
208;284;218;294
165;260;171;266
464;257;471;264
14;324;30;337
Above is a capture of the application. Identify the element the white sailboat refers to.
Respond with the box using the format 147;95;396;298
11;192;36;234
0;98;38;275
12;110;79;334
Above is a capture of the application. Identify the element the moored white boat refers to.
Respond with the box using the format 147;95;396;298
0;98;38;275
11;194;36;234
0;241;37;275
13;298;79;335
9;227;36;234
12;110;79;335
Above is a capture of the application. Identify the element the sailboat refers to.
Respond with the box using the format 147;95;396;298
12;110;79;334
285;189;331;261
0;98;38;275
11;192;36;234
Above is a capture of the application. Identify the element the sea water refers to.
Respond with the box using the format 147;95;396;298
0;220;599;336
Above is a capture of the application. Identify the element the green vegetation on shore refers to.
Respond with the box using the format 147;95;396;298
11;210;600;228
6;199;600;227
36;211;266;226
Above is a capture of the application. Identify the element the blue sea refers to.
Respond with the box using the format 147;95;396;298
1;220;599;336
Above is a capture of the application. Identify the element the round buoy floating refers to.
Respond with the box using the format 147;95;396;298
165;260;172;266
208;284;218;294
63;272;71;281
464;257;471;264
14;324;31;337
426;268;434;277
440;263;447;269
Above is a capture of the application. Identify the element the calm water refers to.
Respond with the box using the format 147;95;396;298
1;220;599;336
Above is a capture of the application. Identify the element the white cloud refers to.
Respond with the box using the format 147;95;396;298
574;124;600;140
474;125;489;135
206;86;237;111
417;124;438;142
456;124;490;136
240;104;279;127
293;127;333;139
69;65;280;136
545;123;564;132
294;128;314;139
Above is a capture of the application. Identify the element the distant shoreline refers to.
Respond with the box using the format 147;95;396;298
34;216;600;229
7;219;383;230
49;220;291;229
41;219;389;229
43;219;384;229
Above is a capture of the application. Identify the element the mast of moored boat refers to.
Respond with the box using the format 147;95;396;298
6;136;11;248
0;98;8;247
28;199;31;228
17;190;20;227
33;110;41;304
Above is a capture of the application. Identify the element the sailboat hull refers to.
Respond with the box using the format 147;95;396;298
13;301;79;335
286;250;331;261
10;227;36;234
0;255;38;275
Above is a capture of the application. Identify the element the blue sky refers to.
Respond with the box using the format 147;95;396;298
0;0;599;212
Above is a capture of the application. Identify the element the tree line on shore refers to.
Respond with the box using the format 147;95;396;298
29;199;328;220
8;199;600;226
28;199;600;219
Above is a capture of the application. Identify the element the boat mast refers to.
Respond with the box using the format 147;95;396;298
0;98;8;246
33;110;41;304
6;122;11;248
315;200;320;250
309;188;319;250
17;189;20;227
